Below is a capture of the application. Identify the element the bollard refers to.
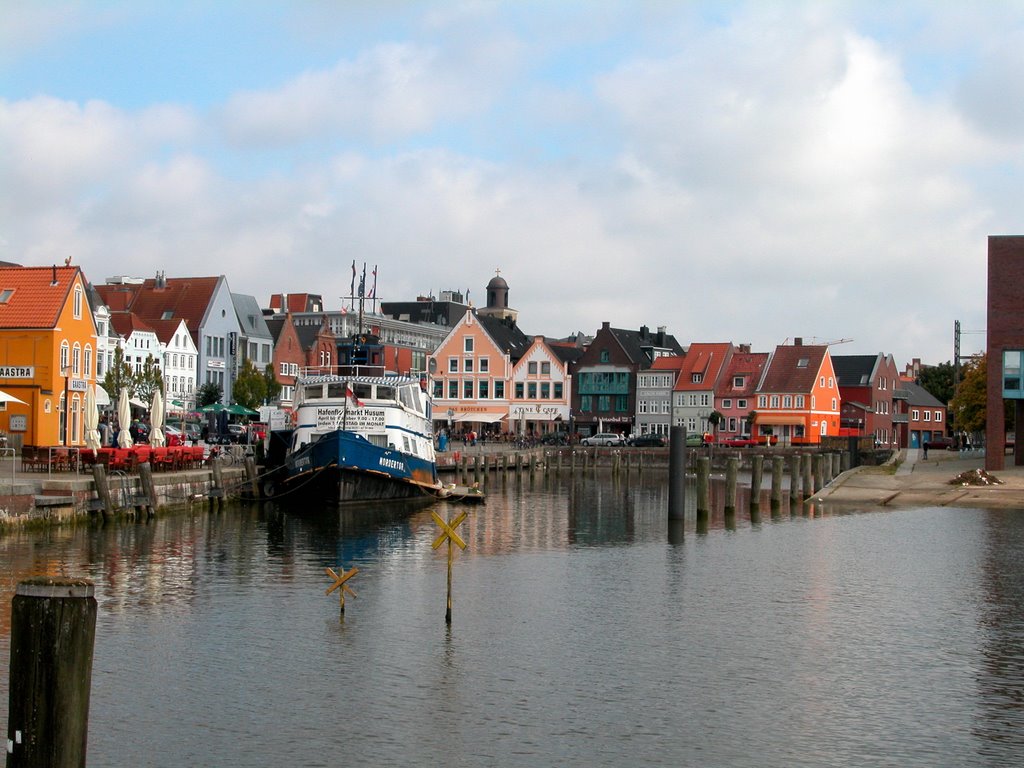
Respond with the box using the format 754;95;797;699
211;456;225;511
668;425;687;520
92;463;114;521
725;456;738;511
556;450;562;476
813;454;824;494
696;456;711;515
472;455;480;484
771;456;784;507
6;577;97;768
750;455;763;509
245;456;259;499
460;453;468;484
802;453;813;500
789;454;801;505
138;461;157;517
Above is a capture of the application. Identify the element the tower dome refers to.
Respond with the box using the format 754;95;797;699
486;271;508;310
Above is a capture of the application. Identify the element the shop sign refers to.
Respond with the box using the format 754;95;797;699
0;366;34;379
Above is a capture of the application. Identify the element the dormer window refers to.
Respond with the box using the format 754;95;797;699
0;289;13;303
733;376;744;387
797;358;809;368
692;373;703;383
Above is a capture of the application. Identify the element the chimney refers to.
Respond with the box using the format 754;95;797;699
794;337;803;346
51;265;58;285
739;343;751;353
640;325;649;339
602;321;610;331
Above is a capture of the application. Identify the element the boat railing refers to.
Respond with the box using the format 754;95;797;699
298;364;390;379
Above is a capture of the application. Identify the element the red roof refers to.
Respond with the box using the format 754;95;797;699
719;351;769;398
95;276;221;346
108;312;156;338
674;343;732;392
0;265;81;329
760;343;828;393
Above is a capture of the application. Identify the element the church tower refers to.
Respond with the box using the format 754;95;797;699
476;269;518;323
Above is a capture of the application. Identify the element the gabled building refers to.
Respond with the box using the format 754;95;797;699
508;336;574;436
901;381;947;449
295;317;337;375
635;356;685;437
571;323;685;437
232;293;274;376
148;318;198;413
0;264;98;448
97;272;241;404
265;314;305;407
716;346;769;438
672;343;734;438
833;353;903;449
754;338;840;445
108;313;161;376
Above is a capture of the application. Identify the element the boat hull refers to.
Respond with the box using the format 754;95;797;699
272;429;439;504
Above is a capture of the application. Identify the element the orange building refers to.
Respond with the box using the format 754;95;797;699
754;338;841;445
0;265;99;448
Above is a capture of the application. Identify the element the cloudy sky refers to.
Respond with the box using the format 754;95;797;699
2;1;1020;366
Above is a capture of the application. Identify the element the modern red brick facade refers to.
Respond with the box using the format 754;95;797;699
986;236;1024;470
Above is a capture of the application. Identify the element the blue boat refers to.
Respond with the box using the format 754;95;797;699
263;369;441;504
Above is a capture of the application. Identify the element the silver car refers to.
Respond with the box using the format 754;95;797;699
581;432;626;447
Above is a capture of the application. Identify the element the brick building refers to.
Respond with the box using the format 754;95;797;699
986;236;1024;470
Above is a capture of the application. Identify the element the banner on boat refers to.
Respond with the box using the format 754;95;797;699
316;406;386;432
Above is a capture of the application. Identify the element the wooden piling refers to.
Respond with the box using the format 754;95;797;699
211;456;225;511
696;455;710;515
789;454;801;504
813;454;824;494
802;453;813;500
771;456;784;507
92;464;114;521
725;456;738;511
6;577;97;768
750;455;763;509
668;425;687;521
138;461;157;517
244;456;259;499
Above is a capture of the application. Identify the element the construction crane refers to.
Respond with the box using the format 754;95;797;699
809;337;854;346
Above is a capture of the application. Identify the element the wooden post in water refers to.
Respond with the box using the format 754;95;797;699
725;456;738;512
244;456;259;499
841;450;851;472
668;425;687;521
813;454;824;494
460;453;468;484
92;463;114;521
556;450;562;476
789;454;801;504
696;455;710;516
569;448;576;474
6;577;97;768
801;453;813;500
472;455;480;484
515;452;522;476
210;456;225;511
771;456;784;507
750;455;763;510
138;461;157;517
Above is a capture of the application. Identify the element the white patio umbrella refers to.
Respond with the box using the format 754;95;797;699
0;388;26;405
149;390;165;447
117;388;134;448
84;386;101;450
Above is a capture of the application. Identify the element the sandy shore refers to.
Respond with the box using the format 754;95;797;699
812;448;1024;509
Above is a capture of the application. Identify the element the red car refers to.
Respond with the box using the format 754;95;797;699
719;434;759;448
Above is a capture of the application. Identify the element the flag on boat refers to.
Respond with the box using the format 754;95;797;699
346;386;363;409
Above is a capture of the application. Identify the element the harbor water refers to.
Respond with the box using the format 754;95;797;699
2;469;1024;766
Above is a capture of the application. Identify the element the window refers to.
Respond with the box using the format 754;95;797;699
598;395;611;411
723;399;732;409
692;373;702;383
540;382;550;399
464;358;474;373
733;376;744;388
515;383;524;399
912;409;919;420
478;381;489;399
73;285;83;319
464;337;474;353
936;411;943;423
479;358;489;373
615;395;628;412
494;381;504;399
924;411;931;421
600;350;610;363
541;362;550;375
689;394;698;406
795;395;804;408
528;362;537;375
700;394;709;406
72;343;81;376
783;395;792;408
433;381;443;398
738;399;747;409
0;289;13;303
758;395;767;408
828;377;834;388
527;383;537;399
448;358;459;373
770;395;779;408
820;376;826;388
797;358;809;368
463;380;473;398
60;341;69;372
581;395;592;412
1003;350;1024;396
448;380;458;398
84;346;93;378
553;382;563;400
639;400;649;414
831;398;837;410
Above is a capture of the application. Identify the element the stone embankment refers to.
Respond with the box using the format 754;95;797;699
811;448;1024;509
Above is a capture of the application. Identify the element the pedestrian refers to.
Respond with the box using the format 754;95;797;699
923;442;928;459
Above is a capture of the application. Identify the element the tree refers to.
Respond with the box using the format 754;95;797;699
707;410;723;434
950;355;987;433
196;382;222;408
232;359;268;410
918;360;954;404
102;345;134;402
133;354;164;404
263;363;282;403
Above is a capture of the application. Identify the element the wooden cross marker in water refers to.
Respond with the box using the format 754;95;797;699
432;510;468;624
325;565;359;617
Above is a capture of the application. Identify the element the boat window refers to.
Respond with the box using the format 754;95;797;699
326;382;348;399
353;382;373;401
398;386;415;410
367;434;388;449
375;385;395;401
305;384;326;399
403;435;411;453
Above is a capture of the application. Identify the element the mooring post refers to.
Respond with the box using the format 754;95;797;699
92;463;114;521
138;461;158;517
696;455;711;516
6;577;97;768
244;456;259;499
668;425;687;520
725;456;738;512
789;454;801;504
813;454;824;494
750;455;763;510
210;456;225;511
802;453;813;500
771;456;784;507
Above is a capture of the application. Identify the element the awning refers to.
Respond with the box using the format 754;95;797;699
455;413;506;423
756;414;806;426
94;384;110;407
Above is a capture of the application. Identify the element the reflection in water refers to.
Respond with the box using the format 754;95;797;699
1;472;1023;766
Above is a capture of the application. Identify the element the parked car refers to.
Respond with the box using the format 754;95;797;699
629;434;666;448
684;432;710;448
924;435;954;450
226;423;246;443
581;432;626;447
720;434;759;448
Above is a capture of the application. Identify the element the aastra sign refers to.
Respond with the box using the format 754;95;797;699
0;366;34;379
